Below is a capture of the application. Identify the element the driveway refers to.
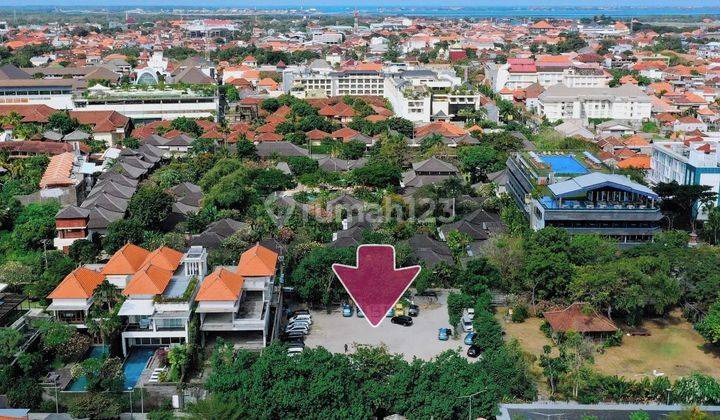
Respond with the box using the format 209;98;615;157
303;290;471;361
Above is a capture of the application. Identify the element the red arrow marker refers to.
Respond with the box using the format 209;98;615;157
332;244;421;328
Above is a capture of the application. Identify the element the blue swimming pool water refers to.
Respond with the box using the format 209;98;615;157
539;155;588;175
66;346;108;391
123;347;155;389
66;346;154;391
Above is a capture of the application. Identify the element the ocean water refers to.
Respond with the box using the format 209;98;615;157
313;6;720;18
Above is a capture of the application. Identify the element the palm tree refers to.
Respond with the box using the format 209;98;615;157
93;280;121;313
86;312;121;347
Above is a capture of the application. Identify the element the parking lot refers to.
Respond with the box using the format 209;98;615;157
302;290;471;361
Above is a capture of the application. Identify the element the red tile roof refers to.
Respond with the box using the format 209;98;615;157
544;303;617;333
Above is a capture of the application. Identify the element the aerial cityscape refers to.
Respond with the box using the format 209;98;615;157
1;2;720;419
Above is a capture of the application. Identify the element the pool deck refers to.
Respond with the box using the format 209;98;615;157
538;154;589;175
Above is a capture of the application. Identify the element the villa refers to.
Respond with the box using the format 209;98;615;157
196;243;278;348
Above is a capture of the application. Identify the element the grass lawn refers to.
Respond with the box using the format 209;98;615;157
499;309;720;382
596;310;720;380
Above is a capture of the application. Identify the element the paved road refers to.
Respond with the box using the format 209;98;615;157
303;290;472;361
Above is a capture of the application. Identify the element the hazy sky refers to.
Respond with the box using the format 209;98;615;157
2;0;720;7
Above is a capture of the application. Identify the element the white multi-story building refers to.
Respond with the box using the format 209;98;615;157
0;79;76;109
649;139;720;220
73;85;219;121
284;64;481;122
538;84;652;122
487;61;609;92
117;246;207;356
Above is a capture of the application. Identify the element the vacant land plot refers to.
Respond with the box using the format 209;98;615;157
304;290;472;361
596;312;720;380
500;310;720;380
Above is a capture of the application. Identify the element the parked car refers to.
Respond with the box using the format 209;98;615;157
438;328;451;341
287;347;303;357
289;314;312;324
281;331;305;341
465;308;475;320
287;309;310;319
462;316;474;332
285;340;305;348
408;304;419;317
464;332;476;345
356;307;364;318
342;303;353;317
287;321;311;331
467;345;482;358
390;315;413;326
285;324;309;334
386;308;395;317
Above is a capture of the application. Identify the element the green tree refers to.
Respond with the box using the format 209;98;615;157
446;230;471;262
68;392;122;419
457;145;500;183
103;218;145;253
0;328;22;362
128;185;174;229
351;162;401;188
68;238;100;264
170;116;203;137
539;344;568;395
47;111;80;135
696;299;720;345
289;246;355;307
654;181;717;231
235;140;258;160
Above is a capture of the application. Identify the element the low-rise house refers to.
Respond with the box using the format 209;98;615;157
401;157;460;190
405;234;453;268
196;244;277;347
47;267;104;328
256;141;310;158
118;245;208;356
190;218;248;250
543;302;617;336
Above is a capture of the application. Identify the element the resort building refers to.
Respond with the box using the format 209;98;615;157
506;152;662;244
538;84;652;122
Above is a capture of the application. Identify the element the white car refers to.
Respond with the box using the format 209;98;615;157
285;324;309;334
287;347;303;357
289;314;313;324
462;316;474;332
287;320;311;329
465;308;475;320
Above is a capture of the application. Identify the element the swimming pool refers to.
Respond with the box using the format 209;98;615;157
66;346;108;391
123;347;155;389
66;347;154;391
539;155;588;175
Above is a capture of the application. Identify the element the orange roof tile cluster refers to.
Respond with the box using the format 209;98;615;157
195;268;244;301
236;243;278;277
0;104;56;124
69;110;129;133
49;267;104;299
123;246;184;296
101;243;151;276
415;121;467;137
39;152;75;189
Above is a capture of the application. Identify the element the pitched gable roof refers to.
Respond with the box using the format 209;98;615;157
544;302;617;333
101;243;151;276
236;243;278;277
196;268;244;301
49;267;104;299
